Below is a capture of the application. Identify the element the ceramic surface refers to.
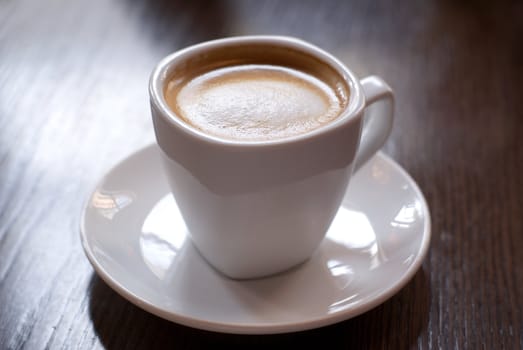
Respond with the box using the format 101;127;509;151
81;144;430;334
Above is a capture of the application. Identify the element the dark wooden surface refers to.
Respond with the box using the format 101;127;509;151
1;0;522;348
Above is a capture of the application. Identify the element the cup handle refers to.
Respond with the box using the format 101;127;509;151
352;75;395;172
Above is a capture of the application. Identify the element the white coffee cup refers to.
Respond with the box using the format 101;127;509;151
150;36;394;279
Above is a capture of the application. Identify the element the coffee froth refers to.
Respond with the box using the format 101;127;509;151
163;46;349;141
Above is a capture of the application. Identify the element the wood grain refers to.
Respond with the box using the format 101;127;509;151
1;0;522;348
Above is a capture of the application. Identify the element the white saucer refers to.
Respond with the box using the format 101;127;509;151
80;144;430;334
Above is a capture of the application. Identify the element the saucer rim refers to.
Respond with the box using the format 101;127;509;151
80;144;431;334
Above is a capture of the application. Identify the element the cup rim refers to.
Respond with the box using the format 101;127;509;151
149;35;365;147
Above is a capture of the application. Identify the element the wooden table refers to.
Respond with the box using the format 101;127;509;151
1;0;521;348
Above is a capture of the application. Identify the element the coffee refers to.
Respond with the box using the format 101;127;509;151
151;36;394;279
163;45;349;141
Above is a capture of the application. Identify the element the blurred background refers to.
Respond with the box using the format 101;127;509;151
2;0;521;172
0;0;522;348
